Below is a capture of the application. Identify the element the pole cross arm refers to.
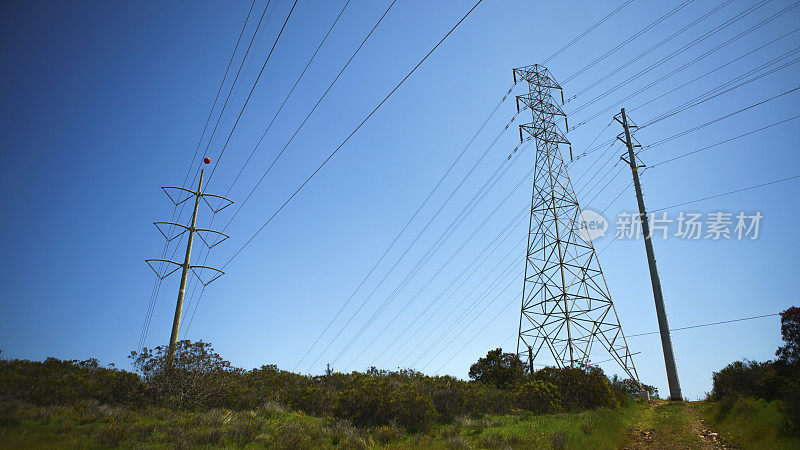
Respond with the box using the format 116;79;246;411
188;265;225;286
145;259;183;279
201;194;234;214
161;186;196;206
194;228;230;249
153;222;190;242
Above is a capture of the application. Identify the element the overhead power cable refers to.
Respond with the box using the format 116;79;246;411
542;0;635;64
642;75;800;129
651;175;800;212
325;138;531;369
206;0;300;184
182;0;355;340
293;85;516;370
570;0;796;115
346;158;537;368
223;0;353;198
567;0;734;97
649;114;800;168
563;0;697;83
220;0;398;224
626;313;781;337
222;0;487;269
641;85;800;146
574;27;800;128
301;115;520;371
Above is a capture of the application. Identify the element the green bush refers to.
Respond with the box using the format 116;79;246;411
710;360;773;401
333;375;436;432
515;380;562;414
534;366;617;411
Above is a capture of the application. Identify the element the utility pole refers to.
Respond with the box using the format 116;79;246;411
616;108;682;401
146;158;234;361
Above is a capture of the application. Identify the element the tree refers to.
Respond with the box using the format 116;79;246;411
468;348;524;389
128;340;242;410
776;306;800;367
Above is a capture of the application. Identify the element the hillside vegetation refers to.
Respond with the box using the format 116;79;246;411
0;306;797;448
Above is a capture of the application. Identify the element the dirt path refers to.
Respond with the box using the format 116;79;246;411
623;401;735;449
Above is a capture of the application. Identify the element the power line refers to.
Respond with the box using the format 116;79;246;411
574;27;800;128
222;0;487;269
186;0;486;345
207;0;299;183
223;0;353;198
293;85;516;370
346;158;537;368
566;0;734;98
641;66;800;129
626;313;780;337
651;175;800;212
649;114;800;168
182;0;355;341
569;0;794;115
542;0;635;65
563;0;697;83
219;0;398;224
642;85;800;147
327;140;531;369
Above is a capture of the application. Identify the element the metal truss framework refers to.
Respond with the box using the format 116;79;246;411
513;64;639;382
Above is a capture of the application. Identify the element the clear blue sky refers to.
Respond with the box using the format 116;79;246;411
1;0;798;400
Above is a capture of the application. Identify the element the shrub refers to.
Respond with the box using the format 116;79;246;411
534;366;616;411
229;415;262;447
515;380;562;414
0;401;22;426
468;348;525;389
96;418;128;447
372;424;403;445
129;340;243;411
333;376;437;432
710;360;773;400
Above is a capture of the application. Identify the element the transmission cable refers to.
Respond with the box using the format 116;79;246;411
324;137;530;369
566;0;734;97
574;27;800;128
206;0;299;184
542;0;635;65
221;0;487;272
626;313;781;337
346;159;537;368
563;0;697;83
651;175;800;213
219;0;397;216
293;85;516;370
223;0;353;198
569;0;794;115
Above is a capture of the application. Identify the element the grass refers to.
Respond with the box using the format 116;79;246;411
0;400;651;449
9;398;796;449
699;397;800;450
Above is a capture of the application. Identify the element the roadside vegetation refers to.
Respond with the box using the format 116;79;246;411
0;341;655;447
0;306;796;448
701;306;800;448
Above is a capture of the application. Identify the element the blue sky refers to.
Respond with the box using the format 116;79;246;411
1;0;798;400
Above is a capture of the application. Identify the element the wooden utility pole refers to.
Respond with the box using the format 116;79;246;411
618;108;682;401
145;158;233;363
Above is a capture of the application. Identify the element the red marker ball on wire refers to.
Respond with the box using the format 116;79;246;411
203;157;211;164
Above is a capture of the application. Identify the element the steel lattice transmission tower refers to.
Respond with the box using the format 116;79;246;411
513;64;639;382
